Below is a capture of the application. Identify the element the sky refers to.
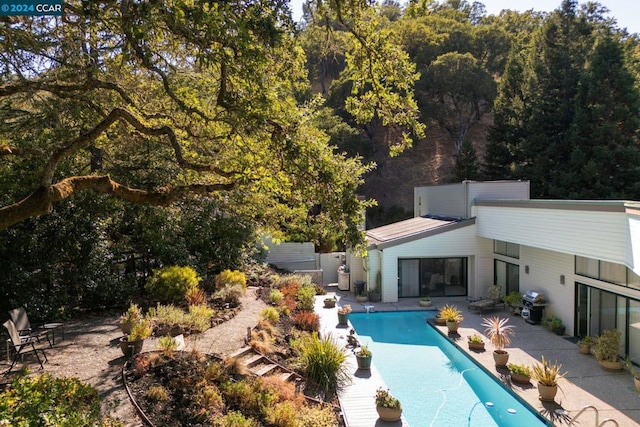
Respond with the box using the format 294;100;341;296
290;0;640;35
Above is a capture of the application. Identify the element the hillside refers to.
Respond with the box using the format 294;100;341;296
360;115;491;228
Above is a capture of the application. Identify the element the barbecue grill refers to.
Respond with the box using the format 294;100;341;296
521;290;546;324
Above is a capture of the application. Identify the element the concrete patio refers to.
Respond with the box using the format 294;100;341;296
321;285;640;427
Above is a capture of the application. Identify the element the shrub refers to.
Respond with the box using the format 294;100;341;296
215;284;245;307
269;288;284;304
260;306;280;324
146;385;170;402
148;303;189;330
189;304;215;332
158;335;178;353
280;282;300;300
250;329;275;354
185;287;207;306
297;405;338;427
222;378;276;420
215;269;247;291
265;401;298;427
0;373;121;426
297;285;316;312
279;297;297;315
296;332;349;395
128;318;153;341
145;266;202;304
196;384;224;412
212;410;259;427
293;311;320;332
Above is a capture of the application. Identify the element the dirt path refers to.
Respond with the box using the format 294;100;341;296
1;287;266;426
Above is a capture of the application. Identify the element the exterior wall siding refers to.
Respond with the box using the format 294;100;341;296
379;225;493;302
414;184;465;217
520;246;576;332
477;206;627;265
629;215;640;275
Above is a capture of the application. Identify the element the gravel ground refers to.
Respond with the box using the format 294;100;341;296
1;287;266;426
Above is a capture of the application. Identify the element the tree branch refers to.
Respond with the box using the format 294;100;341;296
0;175;236;230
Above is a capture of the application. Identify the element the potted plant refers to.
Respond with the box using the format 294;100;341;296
545;316;559;332
623;358;640;393
120;318;153;357
337;304;352;325
323;297;337;309
592;329;623;371
468;334;485;351
577;336;594;354
119;303;143;335
508;363;532;384
440;304;463;333
551;318;565;335
531;355;566;402
355;345;373;370
419;296;432;307
374;387;402;422
482;316;515;368
503;292;522;314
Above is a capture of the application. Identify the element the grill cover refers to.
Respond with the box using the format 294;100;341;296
522;290;545;304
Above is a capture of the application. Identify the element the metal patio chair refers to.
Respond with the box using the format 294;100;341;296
8;307;52;347
3;319;48;375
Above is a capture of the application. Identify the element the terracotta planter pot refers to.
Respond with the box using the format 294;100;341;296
598;359;623;371
376;405;402;422
324;299;336;308
537;383;558;402
120;338;144;358
338;313;350;325
510;373;531;384
468;342;485;351
493;350;509;367
356;355;372;370
577;344;591;354
446;320;459;333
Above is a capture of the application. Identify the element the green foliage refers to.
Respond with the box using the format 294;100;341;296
375;387;401;409
188;304;215;333
454;139;480;182
260;306;280;324
215;270;247;291
269;289;284;304
508;363;532;377
296;284;317;312
214;284;246;307
0;373;121;426
158;335;179;353
146;266;202;305
297;405;339;426
296;332;349;395
146;385;171;402
129;319;153;342
593;329;622;362
213;411;259;427
148;304;189;329
531;355;566;387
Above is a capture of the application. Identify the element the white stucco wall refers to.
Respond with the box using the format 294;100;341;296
377;224;493;302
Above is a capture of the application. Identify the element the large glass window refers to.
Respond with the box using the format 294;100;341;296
494;240;519;259
576;256;635;287
398;257;467;298
494;260;519;295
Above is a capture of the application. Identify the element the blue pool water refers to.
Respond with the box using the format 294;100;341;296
350;311;549;427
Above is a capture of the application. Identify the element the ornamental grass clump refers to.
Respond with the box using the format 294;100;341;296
296;332;349;395
482;316;515;352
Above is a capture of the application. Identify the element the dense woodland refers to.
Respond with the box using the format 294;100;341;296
0;0;639;318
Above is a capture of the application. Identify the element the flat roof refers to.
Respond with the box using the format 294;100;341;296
474;198;640;214
366;216;475;250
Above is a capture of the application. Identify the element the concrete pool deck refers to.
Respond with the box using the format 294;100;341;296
319;286;640;427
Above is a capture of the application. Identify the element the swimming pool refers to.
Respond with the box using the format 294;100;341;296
350;311;550;427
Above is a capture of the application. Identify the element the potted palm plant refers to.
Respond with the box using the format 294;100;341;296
531;355;566;402
374;387;402;422
592;329;623;371
482;316;515;368
440;304;463;333
355;345;372;370
508;363;532;384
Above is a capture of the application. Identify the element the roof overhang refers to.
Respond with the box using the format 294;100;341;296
366;217;476;250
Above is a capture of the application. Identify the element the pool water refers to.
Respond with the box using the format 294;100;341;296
350;311;549;427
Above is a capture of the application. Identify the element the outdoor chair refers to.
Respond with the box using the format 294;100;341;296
8;307;52;347
468;285;504;313
3;319;48;375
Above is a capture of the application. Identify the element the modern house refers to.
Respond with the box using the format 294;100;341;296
356;180;640;363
